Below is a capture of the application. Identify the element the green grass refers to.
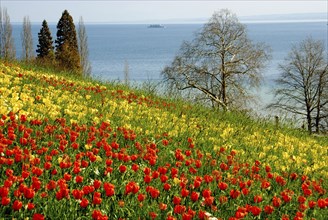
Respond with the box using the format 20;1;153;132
0;61;327;219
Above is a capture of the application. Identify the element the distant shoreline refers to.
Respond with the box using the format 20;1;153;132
9;12;328;25
11;20;327;25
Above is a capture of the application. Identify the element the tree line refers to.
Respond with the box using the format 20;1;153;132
0;8;91;77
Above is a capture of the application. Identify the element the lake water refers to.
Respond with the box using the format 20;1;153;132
12;21;328;110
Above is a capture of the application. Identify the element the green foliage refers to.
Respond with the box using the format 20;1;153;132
36;20;54;61
55;10;81;73
0;62;327;220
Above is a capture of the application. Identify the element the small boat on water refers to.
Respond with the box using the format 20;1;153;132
147;24;165;28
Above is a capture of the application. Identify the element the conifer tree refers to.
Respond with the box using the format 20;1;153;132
36;20;54;60
55;10;80;72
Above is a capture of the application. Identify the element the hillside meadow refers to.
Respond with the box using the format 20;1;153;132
0;62;327;219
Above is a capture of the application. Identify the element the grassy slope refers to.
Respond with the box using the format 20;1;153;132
15;62;327;177
0;61;327;219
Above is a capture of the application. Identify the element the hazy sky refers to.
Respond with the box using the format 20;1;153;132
1;0;327;23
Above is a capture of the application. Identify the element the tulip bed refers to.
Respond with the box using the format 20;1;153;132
0;62;327;219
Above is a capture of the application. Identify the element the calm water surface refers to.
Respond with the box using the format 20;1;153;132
12;22;327;109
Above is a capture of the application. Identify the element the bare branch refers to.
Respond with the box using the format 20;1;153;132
269;37;328;133
21;16;34;61
162;9;270;110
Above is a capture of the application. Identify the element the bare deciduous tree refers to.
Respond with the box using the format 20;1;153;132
162;9;270;110
78;16;91;77
0;7;3;57
21;16;34;61
269;37;328;133
0;7;15;60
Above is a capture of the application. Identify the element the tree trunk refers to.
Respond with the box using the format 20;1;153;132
222;74;227;108
315;98;321;133
306;110;312;134
221;54;227;110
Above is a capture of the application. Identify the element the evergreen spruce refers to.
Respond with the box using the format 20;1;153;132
55;10;80;73
36;20;54;60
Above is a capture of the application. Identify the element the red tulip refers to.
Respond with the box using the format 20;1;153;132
1;197;10;206
93;196;102;205
0;187;9;197
163;183;171;191
276;176;286;186
24;187;35;199
46;180;57;190
81;160;89;168
318;198;327;208
218;182;228;190
264;205;274;214
137;193;146;202
309;200;316;208
204;196;214;206
80;198;89;208
125;181;140;195
298;196;306;204
303;188;312;197
202;189;211;198
33;213;45;220
251;206;261;216
273;196;281;207
171;167;178;178
22;170;30;179
254;195;263;203
159;202;167;211
93;179;102;189
198;210;207;220
219;195;228;204
72;189;83;200
193;179;201;188
63;173;71;181
44;162;52;170
27;202;35;210
92;210;106;220
181;188;189;197
261;180;271;189
150;188;160;199
132;163;139;172
149;211;157;220
12;200;23;211
281;214;290;220
220;162;229;171
173;196;181;205
241;187;249;196
104;182;115;197
203;175;213;183
230;189;240;199
190;191;199;202
174;205;186;214
119;165;127;173
75;175;83;183
152;171;160;179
